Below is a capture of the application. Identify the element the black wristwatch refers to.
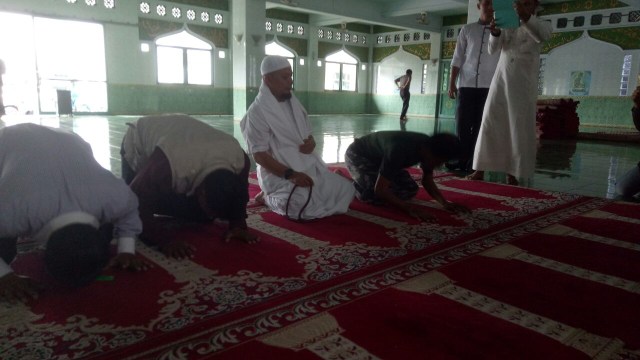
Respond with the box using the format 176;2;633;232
283;168;294;179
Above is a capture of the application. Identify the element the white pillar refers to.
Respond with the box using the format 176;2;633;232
231;0;265;119
467;0;480;24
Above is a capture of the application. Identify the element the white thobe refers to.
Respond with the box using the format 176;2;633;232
241;84;355;220
473;15;552;178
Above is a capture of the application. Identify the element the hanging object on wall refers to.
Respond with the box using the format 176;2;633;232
416;12;429;25
569;70;591;96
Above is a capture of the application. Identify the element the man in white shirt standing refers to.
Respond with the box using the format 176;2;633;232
447;0;500;173
0;124;148;303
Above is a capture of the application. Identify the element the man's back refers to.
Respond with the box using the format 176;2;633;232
124;114;246;194
350;131;428;172
0;124;136;237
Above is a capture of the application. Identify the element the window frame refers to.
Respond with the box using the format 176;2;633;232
155;30;213;86
323;50;358;92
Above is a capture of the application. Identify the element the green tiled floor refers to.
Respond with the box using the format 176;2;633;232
2;114;639;200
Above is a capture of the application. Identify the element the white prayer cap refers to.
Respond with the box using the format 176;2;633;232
260;55;290;75
33;211;99;245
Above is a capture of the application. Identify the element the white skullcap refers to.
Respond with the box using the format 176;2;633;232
33;211;99;245
260;55;290;75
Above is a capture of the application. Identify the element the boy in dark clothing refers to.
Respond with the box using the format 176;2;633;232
345;131;470;222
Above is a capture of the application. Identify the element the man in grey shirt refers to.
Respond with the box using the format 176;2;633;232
0;124;148;303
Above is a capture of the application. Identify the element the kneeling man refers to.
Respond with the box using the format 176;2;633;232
345;131;470;222
241;55;355;220
121;114;258;259
0;124;147;302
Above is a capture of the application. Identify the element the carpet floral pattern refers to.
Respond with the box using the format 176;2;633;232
1;171;639;359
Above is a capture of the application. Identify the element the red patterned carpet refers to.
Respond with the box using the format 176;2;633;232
3;168;640;359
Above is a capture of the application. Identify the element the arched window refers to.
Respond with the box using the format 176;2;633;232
324;50;357;91
155;30;212;85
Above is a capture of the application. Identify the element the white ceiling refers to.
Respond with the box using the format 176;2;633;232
265;0;592;33
267;0;454;32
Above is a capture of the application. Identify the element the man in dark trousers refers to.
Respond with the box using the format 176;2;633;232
395;69;412;121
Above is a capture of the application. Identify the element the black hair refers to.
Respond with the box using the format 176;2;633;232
428;133;462;161
44;224;109;287
201;169;246;220
406;69;413;75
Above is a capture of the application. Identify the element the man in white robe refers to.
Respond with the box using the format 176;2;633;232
468;0;552;185
241;56;355;220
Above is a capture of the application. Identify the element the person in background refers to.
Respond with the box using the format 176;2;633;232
395;69;413;121
446;0;500;173
0;58;5;117
0;124;148;303
241;55;355;221
467;0;552;185
615;85;640;198
345;131;470;222
632;84;639;132
121;114;259;259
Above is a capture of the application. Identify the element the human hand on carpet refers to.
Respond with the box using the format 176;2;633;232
108;253;151;272
408;208;436;222
442;201;471;214
160;240;195;259
225;228;260;244
0;273;40;303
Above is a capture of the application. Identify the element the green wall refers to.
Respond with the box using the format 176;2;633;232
107;83;634;129
370;94;438;118
304;92;368;114
107;86;440;117
572;96;635;128
108;84;233;115
540;95;635;129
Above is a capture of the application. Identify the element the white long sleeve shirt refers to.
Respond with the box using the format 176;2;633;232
0;124;141;276
451;21;500;89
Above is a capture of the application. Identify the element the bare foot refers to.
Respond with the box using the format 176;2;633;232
507;174;519;186
466;170;484;181
254;191;265;205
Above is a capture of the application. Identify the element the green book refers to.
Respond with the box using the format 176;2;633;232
494;0;520;28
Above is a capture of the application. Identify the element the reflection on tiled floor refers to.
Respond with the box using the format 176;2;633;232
2;114;639;200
